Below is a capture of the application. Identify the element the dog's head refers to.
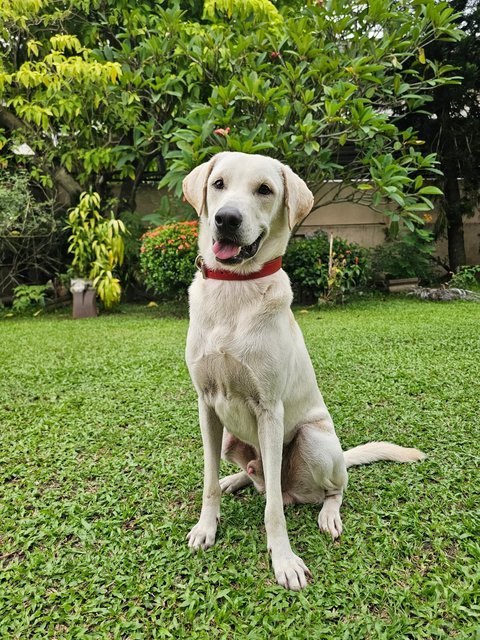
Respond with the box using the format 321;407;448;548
182;152;314;272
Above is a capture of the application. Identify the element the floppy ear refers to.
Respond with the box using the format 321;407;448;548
182;156;217;216
281;163;315;230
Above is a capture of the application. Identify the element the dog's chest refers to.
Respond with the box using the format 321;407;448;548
188;316;260;392
186;316;266;446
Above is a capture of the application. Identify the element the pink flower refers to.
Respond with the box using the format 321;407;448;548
214;127;231;136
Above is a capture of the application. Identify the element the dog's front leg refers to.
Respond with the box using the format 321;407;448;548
187;399;223;550
258;409;311;591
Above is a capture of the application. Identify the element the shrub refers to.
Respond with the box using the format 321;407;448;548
371;235;434;282
12;284;50;313
0;171;60;295
283;232;369;302
0;172;53;236
139;220;199;298
448;265;480;291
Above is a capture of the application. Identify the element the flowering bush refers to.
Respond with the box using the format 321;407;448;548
139;220;199;298
283;232;369;303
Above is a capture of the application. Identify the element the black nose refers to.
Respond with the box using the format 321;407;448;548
215;207;242;233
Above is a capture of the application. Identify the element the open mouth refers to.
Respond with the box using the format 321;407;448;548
212;234;264;265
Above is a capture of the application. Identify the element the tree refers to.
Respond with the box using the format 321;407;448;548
408;0;479;270
0;0;464;239
161;0;464;237
0;1;184;210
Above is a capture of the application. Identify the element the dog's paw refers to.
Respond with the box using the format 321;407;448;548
219;472;250;494
318;506;343;539
272;552;312;591
187;520;217;550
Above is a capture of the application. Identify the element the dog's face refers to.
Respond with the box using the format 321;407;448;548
183;152;314;272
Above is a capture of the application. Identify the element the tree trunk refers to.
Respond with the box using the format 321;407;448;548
442;159;466;272
53;167;83;202
116;176;136;214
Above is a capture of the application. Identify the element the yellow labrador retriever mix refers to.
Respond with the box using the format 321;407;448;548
183;152;424;591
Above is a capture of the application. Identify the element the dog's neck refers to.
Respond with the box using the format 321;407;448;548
195;256;283;281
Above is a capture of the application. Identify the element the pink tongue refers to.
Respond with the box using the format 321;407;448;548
212;240;241;260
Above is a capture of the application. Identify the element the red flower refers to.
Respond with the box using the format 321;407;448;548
214;127;231;136
271;51;281;59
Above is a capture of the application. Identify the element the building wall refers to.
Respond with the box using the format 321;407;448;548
133;183;480;265
296;184;480;265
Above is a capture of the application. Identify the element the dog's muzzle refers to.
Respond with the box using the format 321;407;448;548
212;206;263;264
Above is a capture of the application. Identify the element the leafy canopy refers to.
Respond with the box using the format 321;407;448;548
0;0;465;234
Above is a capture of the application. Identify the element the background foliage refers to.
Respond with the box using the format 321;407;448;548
0;0;476;294
0;171;60;294
0;1;464;231
370;235;435;281
405;0;480;269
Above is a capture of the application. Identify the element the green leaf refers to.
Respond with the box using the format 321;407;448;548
357;183;373;191
417;186;443;196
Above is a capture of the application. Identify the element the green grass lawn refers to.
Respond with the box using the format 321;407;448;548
0;299;479;639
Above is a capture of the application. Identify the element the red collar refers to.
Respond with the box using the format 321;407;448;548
196;256;283;281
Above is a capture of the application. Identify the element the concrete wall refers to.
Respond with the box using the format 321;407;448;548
134;183;480;265
296;184;480;265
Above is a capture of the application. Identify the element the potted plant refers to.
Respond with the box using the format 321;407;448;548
66;192;127;318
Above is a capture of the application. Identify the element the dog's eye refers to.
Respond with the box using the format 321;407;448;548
213;179;224;190
257;183;272;195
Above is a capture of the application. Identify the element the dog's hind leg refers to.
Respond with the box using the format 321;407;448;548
222;431;258;468
318;493;344;539
294;422;348;539
220;431;257;493
220;471;252;493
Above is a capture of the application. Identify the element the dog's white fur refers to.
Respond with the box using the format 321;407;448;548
183;152;425;591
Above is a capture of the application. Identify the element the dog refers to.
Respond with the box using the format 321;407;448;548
182;151;425;591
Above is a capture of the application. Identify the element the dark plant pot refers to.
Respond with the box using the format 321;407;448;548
387;277;419;293
70;279;97;319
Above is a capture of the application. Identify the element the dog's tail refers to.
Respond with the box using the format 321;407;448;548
343;441;426;469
